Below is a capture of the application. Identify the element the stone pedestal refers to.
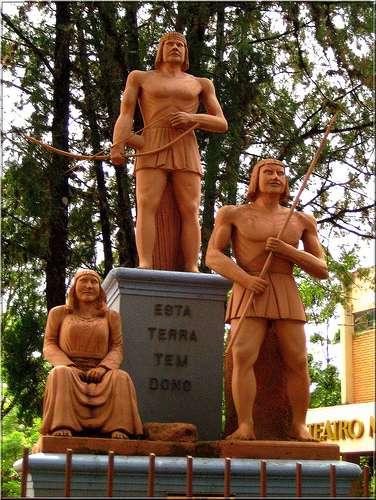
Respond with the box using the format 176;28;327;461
102;268;231;441
14;452;361;498
33;436;340;461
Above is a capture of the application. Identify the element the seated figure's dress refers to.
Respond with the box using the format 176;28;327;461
41;305;143;436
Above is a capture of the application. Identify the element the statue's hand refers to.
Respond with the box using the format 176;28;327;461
85;366;108;383
70;366;87;381
111;135;145;165
265;237;290;256
244;275;268;294
110;145;125;166
170;112;196;130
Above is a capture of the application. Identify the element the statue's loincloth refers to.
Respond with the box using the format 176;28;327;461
134;126;202;176
225;271;306;323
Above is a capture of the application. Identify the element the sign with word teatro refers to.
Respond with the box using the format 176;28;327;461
306;401;375;453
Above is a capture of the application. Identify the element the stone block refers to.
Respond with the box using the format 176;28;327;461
102;268;231;441
143;422;198;442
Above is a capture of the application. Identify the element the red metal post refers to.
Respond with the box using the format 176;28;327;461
224;457;231;498
147;453;155;497
329;464;337;497
21;447;29;498
362;466;370;497
295;462;302;497
186;455;193;497
260;460;267;497
64;448;73;497
107;450;115;497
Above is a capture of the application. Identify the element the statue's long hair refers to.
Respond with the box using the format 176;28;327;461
247;158;290;205
65;270;107;316
155;32;189;71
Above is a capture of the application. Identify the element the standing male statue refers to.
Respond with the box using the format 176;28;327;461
206;158;328;441
111;32;227;272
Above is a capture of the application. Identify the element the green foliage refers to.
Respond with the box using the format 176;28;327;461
308;354;341;408
1;267;48;424
1;403;42;498
2;308;48;424
296;246;361;324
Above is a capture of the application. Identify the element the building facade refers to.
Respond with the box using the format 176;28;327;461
306;268;375;461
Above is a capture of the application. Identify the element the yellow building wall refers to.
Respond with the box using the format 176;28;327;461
340;267;375;404
352;329;375;402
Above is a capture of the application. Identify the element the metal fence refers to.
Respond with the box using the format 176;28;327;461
19;447;371;498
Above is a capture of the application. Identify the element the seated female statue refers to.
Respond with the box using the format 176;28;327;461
41;269;143;439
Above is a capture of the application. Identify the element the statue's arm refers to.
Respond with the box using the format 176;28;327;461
206;207;268;293
170;78;228;133
99;309;123;370
265;213;329;279
198;78;228;132
111;70;145;164
43;306;75;366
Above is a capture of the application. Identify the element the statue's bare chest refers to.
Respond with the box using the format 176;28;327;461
234;209;303;246
141;75;201;104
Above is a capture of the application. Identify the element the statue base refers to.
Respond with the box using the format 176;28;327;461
14;450;361;498
102;268;231;441
34;436;339;460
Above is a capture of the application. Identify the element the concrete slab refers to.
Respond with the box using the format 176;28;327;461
34;436;340;460
14;453;361;498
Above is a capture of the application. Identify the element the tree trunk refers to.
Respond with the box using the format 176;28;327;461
222;7;254;205
201;4;226;272
92;2;138;268
176;2;213;77
46;1;71;310
76;18;113;276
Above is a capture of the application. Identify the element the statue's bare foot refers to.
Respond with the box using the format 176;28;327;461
287;424;317;442
137;265;153;270
225;424;256;441
52;428;72;437
111;430;129;439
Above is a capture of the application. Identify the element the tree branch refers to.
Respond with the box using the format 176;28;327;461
249;22;314;45
301;122;372;139
1;12;54;75
1;79;33;95
319;218;374;239
318;202;375;226
1;396;17;419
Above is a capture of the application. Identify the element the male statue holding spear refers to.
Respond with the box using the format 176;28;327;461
206;158;329;441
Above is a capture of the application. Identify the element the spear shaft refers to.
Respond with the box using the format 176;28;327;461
225;112;338;354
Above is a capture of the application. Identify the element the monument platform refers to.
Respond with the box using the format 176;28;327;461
34;436;339;460
14;451;361;498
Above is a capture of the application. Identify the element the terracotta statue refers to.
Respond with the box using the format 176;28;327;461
206;158;328;441
41;269;143;439
111;32;228;272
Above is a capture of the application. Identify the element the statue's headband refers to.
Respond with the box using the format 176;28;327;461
73;269;101;283
253;158;285;170
159;32;187;45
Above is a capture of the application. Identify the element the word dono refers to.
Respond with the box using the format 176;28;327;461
149;378;192;392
